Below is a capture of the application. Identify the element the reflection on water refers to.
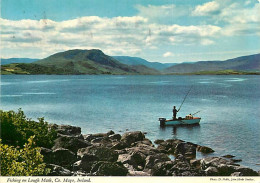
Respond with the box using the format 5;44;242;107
160;124;201;138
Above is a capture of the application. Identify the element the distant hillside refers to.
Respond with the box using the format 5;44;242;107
113;56;176;70
1;49;159;75
1;58;38;65
164;53;260;73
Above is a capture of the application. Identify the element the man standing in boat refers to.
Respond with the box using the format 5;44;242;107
173;106;179;120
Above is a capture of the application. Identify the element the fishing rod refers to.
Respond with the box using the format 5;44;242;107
192;110;201;116
178;86;193;112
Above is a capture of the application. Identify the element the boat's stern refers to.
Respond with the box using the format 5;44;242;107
159;118;166;126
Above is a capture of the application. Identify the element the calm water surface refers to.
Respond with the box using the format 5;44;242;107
1;75;260;170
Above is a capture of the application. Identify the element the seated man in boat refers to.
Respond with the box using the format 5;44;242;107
186;114;193;119
173;106;179;120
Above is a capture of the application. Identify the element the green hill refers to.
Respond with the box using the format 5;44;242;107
113;56;176;70
1;49;159;75
164;53;260;74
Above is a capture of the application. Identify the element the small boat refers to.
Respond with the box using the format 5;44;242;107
159;86;201;126
159;115;201;126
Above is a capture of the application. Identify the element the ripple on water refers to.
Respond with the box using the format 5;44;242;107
225;78;247;82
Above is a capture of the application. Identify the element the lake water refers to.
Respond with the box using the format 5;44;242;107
1;75;260;170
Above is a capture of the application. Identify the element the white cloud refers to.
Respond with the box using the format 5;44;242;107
192;1;220;16
192;0;260;37
136;4;189;24
163;52;174;57
0;15;221;58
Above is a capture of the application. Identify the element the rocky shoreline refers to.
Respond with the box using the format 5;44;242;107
41;124;259;176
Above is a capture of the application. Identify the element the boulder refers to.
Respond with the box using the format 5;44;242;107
40;147;53;163
190;159;201;169
170;154;204;176
231;159;242;163
233;166;258;176
53;124;81;136
217;164;237;176
156;139;184;154
197;145;214;154
145;153;171;170
51;148;77;168
46;164;73;176
222;154;235;158
156;145;168;154
121;131;145;145
77;146;118;162
128;170;151;176
73;159;98;173
154;139;164;145
52;136;91;153
90;161;128;176
151;161;175;176
125;144;159;157
200;157;233;170
117;152;146;170
109;134;122;141
231;172;243;176
174;142;196;160
134;139;154;147
111;141;129;150
204;166;219;176
84;130;115;142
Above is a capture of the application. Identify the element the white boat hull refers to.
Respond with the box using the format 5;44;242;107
159;117;201;126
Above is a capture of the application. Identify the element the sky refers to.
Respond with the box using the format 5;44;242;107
0;0;260;63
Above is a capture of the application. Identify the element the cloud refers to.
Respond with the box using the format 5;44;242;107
192;1;221;16
0;15;221;58
135;4;189;24
192;0;260;37
163;52;174;57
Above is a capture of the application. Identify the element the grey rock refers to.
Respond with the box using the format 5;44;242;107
190;159;201;169
205;166;219;176
40;147;53;163
233;166;258;176
145;153;171;170
174;142;196;160
73;159;97;173
46;164;72;176
118;152;146;170
154;139;164;145
222;154;236;158
121;131;145;145
128;170;151;176
91;161;128;176
51;148;77;168
151;161;175;176
111;141;129;150
125;144;159;157
54;125;81;136
84;130;115;142
77;146;118;162
52;136;91;153
197;145;214;154
109;134;122;141
231;172;243;176
201;157;233;170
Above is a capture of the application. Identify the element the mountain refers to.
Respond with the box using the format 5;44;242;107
1;58;38;65
113;56;176;70
164;53;260;74
1;49;159;75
